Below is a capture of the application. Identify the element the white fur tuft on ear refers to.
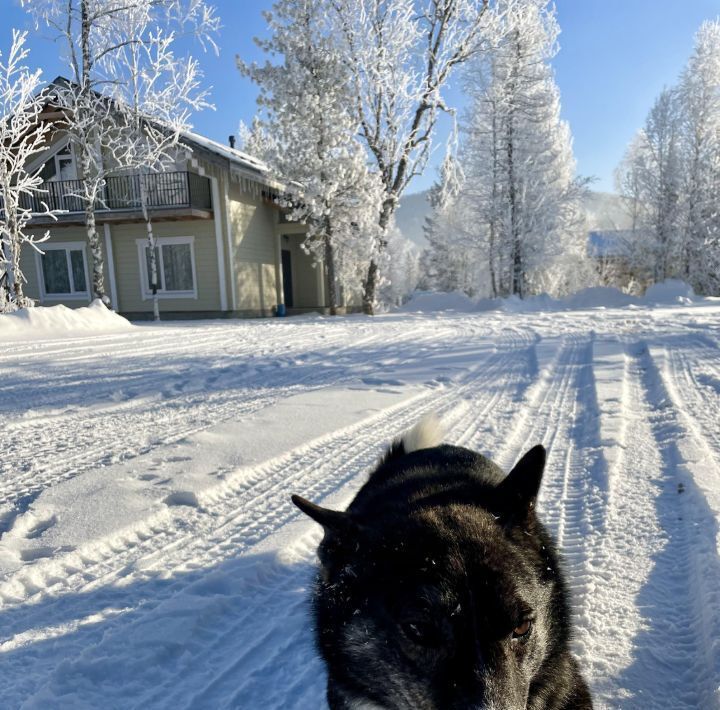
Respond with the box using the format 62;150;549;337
401;414;444;453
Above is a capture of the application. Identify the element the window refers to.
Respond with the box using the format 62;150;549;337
39;144;78;183
37;243;89;299
137;237;197;299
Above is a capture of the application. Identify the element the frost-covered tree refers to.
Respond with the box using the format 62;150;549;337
23;0;219;306
615;19;720;295
239;0;382;315
22;0;130;303
383;225;420;305
678;19;720;293
421;153;484;295
331;0;512;313
616;89;684;283
424;0;590;299
0;30;55;311
108;3;216;320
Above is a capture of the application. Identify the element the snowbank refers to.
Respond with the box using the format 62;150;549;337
398;290;480;312
643;279;695;305
401;281;699;314
0;300;133;340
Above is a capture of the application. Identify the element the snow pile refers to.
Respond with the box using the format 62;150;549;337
401;281;700;314
642;279;695;305
0;300;133;340
399;290;482;312
564;286;638;309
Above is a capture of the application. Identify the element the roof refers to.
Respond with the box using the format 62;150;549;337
40;77;276;186
178;129;270;176
588;230;635;258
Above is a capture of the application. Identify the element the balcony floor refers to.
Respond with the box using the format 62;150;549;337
29;206;213;227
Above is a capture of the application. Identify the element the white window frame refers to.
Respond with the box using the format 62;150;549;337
35;241;91;302
136;236;198;300
51;144;78;181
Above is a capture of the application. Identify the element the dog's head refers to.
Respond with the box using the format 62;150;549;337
293;444;567;710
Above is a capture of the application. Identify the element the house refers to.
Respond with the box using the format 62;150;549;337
15;86;339;319
588;229;649;292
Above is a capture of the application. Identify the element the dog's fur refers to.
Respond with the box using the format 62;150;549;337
292;417;592;710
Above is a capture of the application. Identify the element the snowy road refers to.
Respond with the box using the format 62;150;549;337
1;302;720;708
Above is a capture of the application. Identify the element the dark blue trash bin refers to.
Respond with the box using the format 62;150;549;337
276;303;286;317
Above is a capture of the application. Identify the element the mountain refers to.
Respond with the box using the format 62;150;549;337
393;189;632;249
393;190;432;248
582;191;632;231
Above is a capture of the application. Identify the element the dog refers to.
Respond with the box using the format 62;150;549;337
292;416;592;710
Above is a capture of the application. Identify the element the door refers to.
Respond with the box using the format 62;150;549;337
281;249;294;308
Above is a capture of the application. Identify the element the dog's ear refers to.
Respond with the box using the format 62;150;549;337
495;445;546;514
291;495;353;536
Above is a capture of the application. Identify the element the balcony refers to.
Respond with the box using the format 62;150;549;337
17;171;213;225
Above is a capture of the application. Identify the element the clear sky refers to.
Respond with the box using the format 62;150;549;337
2;0;720;194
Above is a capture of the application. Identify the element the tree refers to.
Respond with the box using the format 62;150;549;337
678;19;720;294
615;19;720;296
23;0;219;307
239;0;381;315
0;30;55;311
108;3;216;320
423;0;590;299
331;0;511;313
616;89;684;284
421;152;484;296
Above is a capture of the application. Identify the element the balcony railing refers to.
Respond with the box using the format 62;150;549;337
16;171;212;215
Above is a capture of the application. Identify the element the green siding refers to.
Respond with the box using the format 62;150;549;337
110;220;220;313
227;185;279;312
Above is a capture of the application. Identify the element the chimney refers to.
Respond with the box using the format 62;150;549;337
228;135;236;150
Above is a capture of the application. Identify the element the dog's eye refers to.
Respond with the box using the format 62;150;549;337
400;620;443;648
512;619;532;640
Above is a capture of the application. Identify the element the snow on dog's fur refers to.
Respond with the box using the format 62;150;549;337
292;416;593;709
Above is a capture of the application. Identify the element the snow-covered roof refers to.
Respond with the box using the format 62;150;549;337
38;77;275;186
588;230;635;258
178;129;270;176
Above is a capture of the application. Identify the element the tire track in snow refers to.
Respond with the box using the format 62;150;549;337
169;339;541;710
489;335;611;660
602;341;720;709
0;333;537;706
0;322;464;518
206;336;600;710
575;340;664;706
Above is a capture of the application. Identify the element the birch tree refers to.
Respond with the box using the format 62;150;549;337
239;0;382;314
0;30;55;311
22;0;219;307
330;0;512;313
108;3;216;320
22;0;128;304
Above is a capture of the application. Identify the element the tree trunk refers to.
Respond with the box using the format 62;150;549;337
80;0;108;305
5;210;23;305
85;203;108;304
507;32;523;299
489;106;499;299
139;172;160;321
324;233;339;316
362;197;395;315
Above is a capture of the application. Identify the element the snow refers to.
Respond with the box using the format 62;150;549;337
180;128;270;175
402;281;701;314
643;279;696;304
1;300;720;708
0;300;133;340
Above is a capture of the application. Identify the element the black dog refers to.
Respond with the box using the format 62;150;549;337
292;417;592;709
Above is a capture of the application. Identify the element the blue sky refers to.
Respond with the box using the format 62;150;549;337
2;0;719;194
